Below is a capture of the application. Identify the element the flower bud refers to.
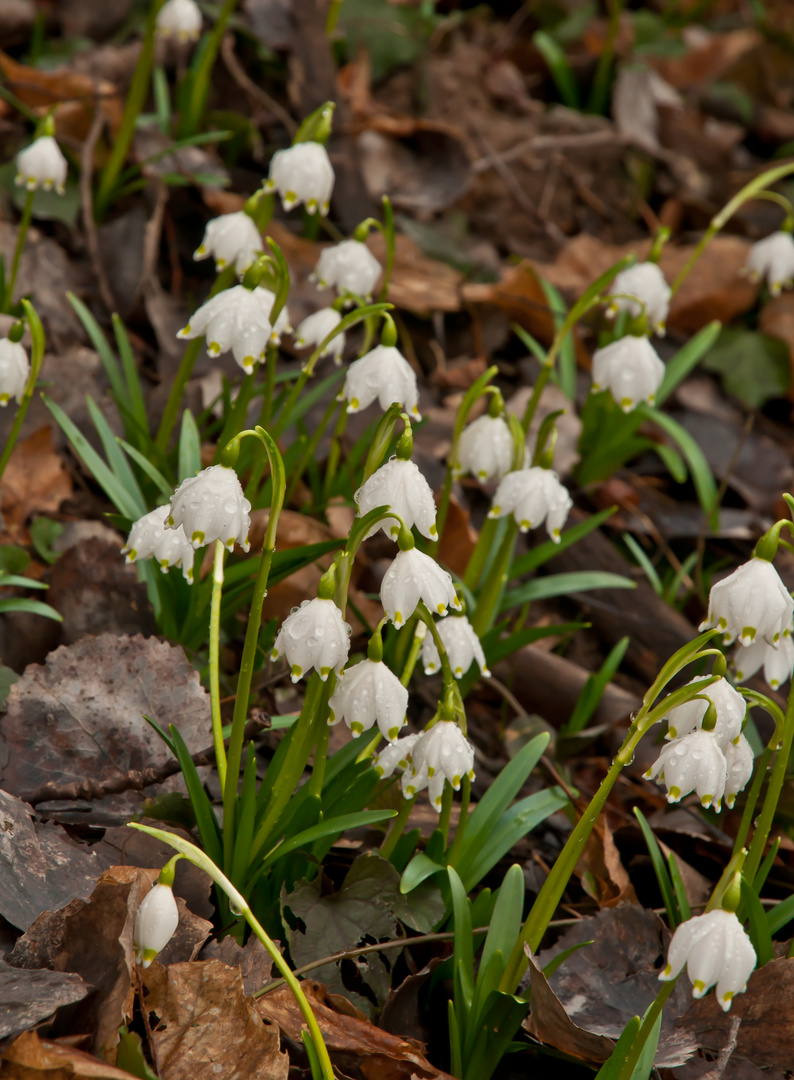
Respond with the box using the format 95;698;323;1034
133;882;179;968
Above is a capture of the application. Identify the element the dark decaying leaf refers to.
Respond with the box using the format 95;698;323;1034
142;959;289;1080
0;633;211;824
524;947;615;1063
0;961;89;1041
0;790;101;931
199;933;277;997
536;904;698;1068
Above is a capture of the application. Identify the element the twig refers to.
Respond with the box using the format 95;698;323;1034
471;130;625;174
23;713;271;805
700;1014;741;1080
79;94;116;314
135;179;169;306
220;34;296;136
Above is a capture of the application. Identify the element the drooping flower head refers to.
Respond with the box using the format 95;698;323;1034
168;464;251;551
295;308;345;364
660;909;756;1012
401;721;475;811
645;729;728;810
744;231;794;296
177;285;290;374
700;557;793;647
374;734;420;779
341;345;420;419
134;882;179;968
456;414;513;484
663;676;745;748
421;614;490;680
0;338;30;406
156;0;202;39
329;659;408;741
193;212;262;275
380;548;461;629
723;735;754;809
312;239;382;300
264;142;334;216
271;597;351;682
607;262;671;335
734;630;794;691
591;335;665;413
354;457;437;541
15;135;68;194
488;467;572;541
122;505;195;582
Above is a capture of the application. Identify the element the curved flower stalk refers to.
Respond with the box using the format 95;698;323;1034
193;211;262;275
421;614;490;679
312;238;382;300
607;262;671;335
128;825;335;1080
590;335;665;413
488;466;572;541
122;505;195;581
264;142;334;216
744;231;794;295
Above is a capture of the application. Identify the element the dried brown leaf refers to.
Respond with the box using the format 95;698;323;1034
524;947;614;1063
143;959;289;1080
0;426;72;539
1;1030;139;1080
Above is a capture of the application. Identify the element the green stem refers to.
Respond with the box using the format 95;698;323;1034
178;0;240;138
471;520;518;637
463;517;499;592
260;340;277;430
379;795;414;861
322;402;348;502
378;195;396;302
521;362;554;434
732;743;774;859
438;782;453;848
615;978;677;1080
400;622;425;687
284;393;342;505
670;161;794;297
155;266;237;453
6;190;34;310
95;0;165;219
743;680;794;884
209;540;227;791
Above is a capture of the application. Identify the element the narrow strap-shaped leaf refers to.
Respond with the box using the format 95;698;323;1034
118;439;174;498
112;313;149;436
169;724;222;866
178;409;202;482
501;570;634;612
634;807;679;929
86;396;146;513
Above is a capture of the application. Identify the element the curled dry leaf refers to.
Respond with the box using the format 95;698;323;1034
524;947;615;1064
0;426;72;540
1;1030;140;1080
143;959;289;1080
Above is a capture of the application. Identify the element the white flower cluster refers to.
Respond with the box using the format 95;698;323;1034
375;721;475;812
177;285;289;374
312;239;382;300
354;457;437;541
645;676;752;811
660;909;755;1012
122;505;195;582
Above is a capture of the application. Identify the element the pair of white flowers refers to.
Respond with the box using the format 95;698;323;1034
123;464;252;577
374;721;475;812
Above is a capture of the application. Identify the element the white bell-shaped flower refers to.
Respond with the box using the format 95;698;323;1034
354;457;437;541
264;142;334;216
421;614;490;679
168;464;251;551
744;231;794;296
591;335;665;413
271;597;351;682
193;212;261;275
122;505;195;582
734;630;794;690
15;135;68;194
663;676;745;748
295;308;345;364
374;733;420;778
341;345;420;419
401;721;475;811
156;0;202;39
134;883;179;968
381;548;461;629
488;467;572;541
177;285;289;374
608;262;671;335
645;729;728;810
456;415;513;484
0;338;30;406
700;556;794;647
329;659;408;741
313;239;382;299
724;735;754;809
659;909;756;1011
